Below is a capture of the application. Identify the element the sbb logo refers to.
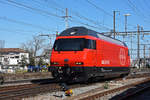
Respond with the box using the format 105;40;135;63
119;48;126;65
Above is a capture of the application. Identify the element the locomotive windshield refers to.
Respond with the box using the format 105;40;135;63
53;38;96;51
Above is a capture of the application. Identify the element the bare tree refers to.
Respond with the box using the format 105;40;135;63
21;35;45;65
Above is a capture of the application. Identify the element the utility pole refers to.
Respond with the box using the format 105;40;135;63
113;11;116;38
113;11;119;39
124;14;131;33
137;24;140;60
137;24;140;68
62;8;71;29
141;27;144;39
0;40;5;65
124;14;131;42
149;48;150;58
143;45;146;58
130;32;133;59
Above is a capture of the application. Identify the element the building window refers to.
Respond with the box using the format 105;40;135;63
4;58;8;62
15;56;19;58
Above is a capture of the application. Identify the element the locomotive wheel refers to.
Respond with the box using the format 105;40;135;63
0;76;4;85
52;71;59;78
77;73;88;83
120;74;127;78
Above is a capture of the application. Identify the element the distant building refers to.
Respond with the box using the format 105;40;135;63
0;48;29;66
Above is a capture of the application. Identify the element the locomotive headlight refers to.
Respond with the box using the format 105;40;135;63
51;62;59;65
75;62;83;65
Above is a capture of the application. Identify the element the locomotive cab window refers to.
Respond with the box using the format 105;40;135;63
53;38;85;51
53;38;96;51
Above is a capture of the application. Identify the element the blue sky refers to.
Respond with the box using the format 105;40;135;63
0;0;150;58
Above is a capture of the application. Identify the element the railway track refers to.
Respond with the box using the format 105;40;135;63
66;74;150;100
0;72;150;100
0;83;61;100
0;77;54;87
23;72;150;100
112;78;150;100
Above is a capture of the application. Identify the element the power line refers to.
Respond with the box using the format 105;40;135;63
103;30;150;34
0;1;53;19
144;0;150;9
124;0;150;26
85;0;126;31
136;0;146;12
86;0;112;17
6;0;107;30
69;19;106;31
62;8;71;29
127;0;142;17
127;0;149;21
50;0;65;10
0;16;52;31
70;11;111;30
0;27;38;33
5;0;62;18
143;0;150;16
3;0;109;31
32;0;65;14
44;0;111;31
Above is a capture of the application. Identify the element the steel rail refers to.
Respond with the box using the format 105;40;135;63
65;76;150;100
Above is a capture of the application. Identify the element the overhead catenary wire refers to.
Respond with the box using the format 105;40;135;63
127;0;143;17
0;1;54;19
127;0;150;23
85;0;126;32
86;0;138;29
5;0;62;18
143;0;150;9
0;27;39;33
4;0;110;31
70;11;111;30
42;0;111;31
86;0;113;17
0;16;52;31
142;0;150;17
32;0;65;14
69;19;105;31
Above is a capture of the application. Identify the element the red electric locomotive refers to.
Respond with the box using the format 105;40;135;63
49;26;130;82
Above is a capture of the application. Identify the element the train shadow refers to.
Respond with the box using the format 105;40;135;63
30;78;59;84
110;80;150;100
30;76;121;85
30;76;123;89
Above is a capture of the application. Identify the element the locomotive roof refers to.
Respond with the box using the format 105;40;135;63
59;26;127;47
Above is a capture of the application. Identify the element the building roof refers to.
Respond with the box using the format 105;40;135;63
0;48;27;53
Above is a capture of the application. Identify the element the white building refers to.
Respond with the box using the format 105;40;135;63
0;48;29;66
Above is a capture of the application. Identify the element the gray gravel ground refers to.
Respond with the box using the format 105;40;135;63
23;77;147;100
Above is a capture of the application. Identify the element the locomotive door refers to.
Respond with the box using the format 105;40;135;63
90;39;97;75
90;39;97;66
85;39;97;66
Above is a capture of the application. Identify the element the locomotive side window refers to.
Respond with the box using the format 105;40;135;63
128;49;130;56
85;39;96;49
